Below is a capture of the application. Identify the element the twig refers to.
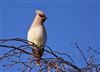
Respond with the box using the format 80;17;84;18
0;45;31;55
75;42;88;65
89;47;100;55
45;46;82;71
55;51;75;64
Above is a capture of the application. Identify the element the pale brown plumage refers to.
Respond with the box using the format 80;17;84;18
27;10;47;65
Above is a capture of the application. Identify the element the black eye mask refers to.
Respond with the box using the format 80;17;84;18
39;14;45;17
42;17;46;22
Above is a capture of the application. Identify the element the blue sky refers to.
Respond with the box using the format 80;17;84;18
0;0;99;71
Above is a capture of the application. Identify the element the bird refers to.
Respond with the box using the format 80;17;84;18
27;10;47;65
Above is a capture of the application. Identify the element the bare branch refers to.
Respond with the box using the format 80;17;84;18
0;38;99;72
75;42;88;65
88;47;100;55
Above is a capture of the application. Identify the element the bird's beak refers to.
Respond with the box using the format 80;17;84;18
42;16;48;22
42;16;48;20
44;16;48;19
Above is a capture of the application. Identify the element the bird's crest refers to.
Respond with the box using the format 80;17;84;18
36;10;45;16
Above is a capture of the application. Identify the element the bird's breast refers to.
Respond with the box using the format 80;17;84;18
27;25;47;47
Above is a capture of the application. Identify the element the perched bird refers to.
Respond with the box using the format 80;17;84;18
27;10;47;65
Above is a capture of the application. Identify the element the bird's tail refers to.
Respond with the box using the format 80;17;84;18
32;48;42;66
